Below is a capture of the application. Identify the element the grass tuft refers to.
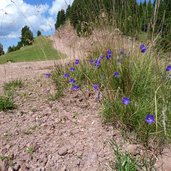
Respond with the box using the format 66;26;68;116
0;96;16;111
3;80;23;92
111;141;137;171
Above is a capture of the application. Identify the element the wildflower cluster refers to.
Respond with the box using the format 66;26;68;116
52;44;171;144
88;46;157;127
63;59;80;91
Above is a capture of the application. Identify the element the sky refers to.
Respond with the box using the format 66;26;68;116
0;0;153;52
0;0;74;52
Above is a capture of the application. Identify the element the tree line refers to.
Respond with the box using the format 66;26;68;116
55;0;171;51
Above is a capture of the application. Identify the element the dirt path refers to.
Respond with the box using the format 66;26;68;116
0;75;116;171
0;59;70;94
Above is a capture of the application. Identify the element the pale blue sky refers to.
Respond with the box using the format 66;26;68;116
0;0;73;52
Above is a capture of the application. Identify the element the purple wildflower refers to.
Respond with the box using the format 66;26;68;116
107;49;112;55
114;71;119;78
122;97;130;105
145;114;155;124
120;48;124;55
75;59;79;65
44;73;51;78
100;55;104;59
95;59;101;68
64;73;69;78
70;78;76;84
140;44;147;53
106;49;112;59
140;44;145;49
106;54;112;59
90;59;94;65
93;84;98;91
72;85;79;91
166;65;171;71
70;67;75;72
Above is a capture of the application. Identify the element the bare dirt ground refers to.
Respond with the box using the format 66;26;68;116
0;60;62;94
0;76;116;171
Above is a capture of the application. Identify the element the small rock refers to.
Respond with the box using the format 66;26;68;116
34;167;45;171
58;147;68;156
0;160;9;171
86;152;98;165
13;164;20;171
78;103;88;108
85;91;92;98
155;146;171;171
73;92;79;98
76;159;81;166
77;151;83;157
8;167;13;171
61;166;67;171
125;144;140;156
78;98;84;102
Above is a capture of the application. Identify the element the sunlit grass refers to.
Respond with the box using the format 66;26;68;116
0;36;66;64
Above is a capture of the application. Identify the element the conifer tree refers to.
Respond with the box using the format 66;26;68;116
66;5;71;19
55;9;66;30
0;43;4;56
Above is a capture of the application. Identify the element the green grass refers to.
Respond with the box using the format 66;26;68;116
25;146;35;154
111;141;137;171
0;80;23;111
0;96;15;111
0;36;66;64
3;80;23;92
110;140;156;171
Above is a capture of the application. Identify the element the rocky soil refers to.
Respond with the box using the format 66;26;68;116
0;74;117;171
0;71;171;171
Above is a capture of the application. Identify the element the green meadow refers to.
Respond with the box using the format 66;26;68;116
0;36;65;64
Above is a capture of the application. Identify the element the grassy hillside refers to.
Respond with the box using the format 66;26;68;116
0;36;65;64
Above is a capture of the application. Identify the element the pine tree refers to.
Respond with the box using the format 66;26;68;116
7;46;12;53
66;5;71;19
21;26;34;46
0;43;4;56
60;9;66;25
37;30;42;36
55;9;66;30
